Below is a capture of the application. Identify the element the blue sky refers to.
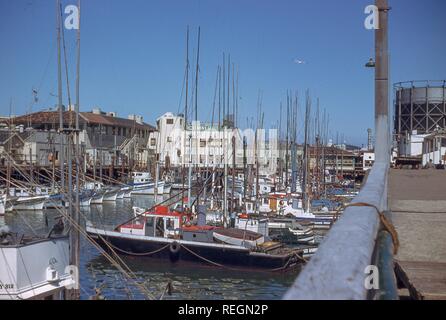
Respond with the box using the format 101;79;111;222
0;0;445;146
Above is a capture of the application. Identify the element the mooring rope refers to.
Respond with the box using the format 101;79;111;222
102;240;171;257
336;202;400;255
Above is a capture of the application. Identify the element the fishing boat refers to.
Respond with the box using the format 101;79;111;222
86;206;304;271
0;225;75;299
6;188;48;211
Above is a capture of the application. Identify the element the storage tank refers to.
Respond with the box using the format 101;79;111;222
394;80;446;136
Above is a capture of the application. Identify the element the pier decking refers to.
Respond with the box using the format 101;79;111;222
389;169;446;300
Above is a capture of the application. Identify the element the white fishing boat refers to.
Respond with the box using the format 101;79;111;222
12;196;47;211
0;228;75;300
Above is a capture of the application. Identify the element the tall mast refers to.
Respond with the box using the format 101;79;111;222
181;26;189;210
57;0;64;192
302;91;311;211
64;0;81;300
194;27;201;204
194;27;200;124
285;92;289;189
291;92;297;193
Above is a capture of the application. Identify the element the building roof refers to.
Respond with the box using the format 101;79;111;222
5;111;155;131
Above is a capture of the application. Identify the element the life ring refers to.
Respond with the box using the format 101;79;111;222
169;241;181;261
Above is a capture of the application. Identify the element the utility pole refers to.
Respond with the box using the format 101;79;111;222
375;0;390;163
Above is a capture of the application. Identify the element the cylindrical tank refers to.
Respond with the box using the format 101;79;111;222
394;80;446;135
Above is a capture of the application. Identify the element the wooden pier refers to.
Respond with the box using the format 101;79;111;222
389;169;446;300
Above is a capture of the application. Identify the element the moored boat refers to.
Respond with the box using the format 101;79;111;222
86;206;304;271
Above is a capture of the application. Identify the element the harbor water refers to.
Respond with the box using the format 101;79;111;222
2;195;299;300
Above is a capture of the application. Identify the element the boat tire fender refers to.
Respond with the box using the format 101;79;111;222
170;241;181;255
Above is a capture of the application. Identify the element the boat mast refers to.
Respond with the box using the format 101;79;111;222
291;92;298;193
181;26;189;210
6;99;12;196
302;91;311;211
57;0;64;193
285;93;289;190
194;26;200;206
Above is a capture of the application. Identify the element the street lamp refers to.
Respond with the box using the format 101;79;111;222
365;58;376;68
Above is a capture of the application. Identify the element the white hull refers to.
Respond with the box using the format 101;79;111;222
80;197;92;206
0;236;75;300
163;184;171;194
116;190;125;199
91;194;104;204
12;196;47;211
103;190;119;202
131;183;164;195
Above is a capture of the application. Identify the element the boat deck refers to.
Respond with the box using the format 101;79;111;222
389;169;446;300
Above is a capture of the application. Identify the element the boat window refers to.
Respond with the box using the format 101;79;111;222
145;217;154;227
155;218;164;237
166;218;175;230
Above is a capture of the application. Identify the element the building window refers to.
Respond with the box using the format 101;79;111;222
150;138;156;146
166;118;174;125
200;139;206;147
167;136;172;142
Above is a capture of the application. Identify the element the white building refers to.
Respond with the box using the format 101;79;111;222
362;150;375;171
422;130;446;166
151;112;278;174
398;130;429;157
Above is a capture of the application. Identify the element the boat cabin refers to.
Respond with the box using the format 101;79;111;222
132;171;152;184
120;206;189;238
